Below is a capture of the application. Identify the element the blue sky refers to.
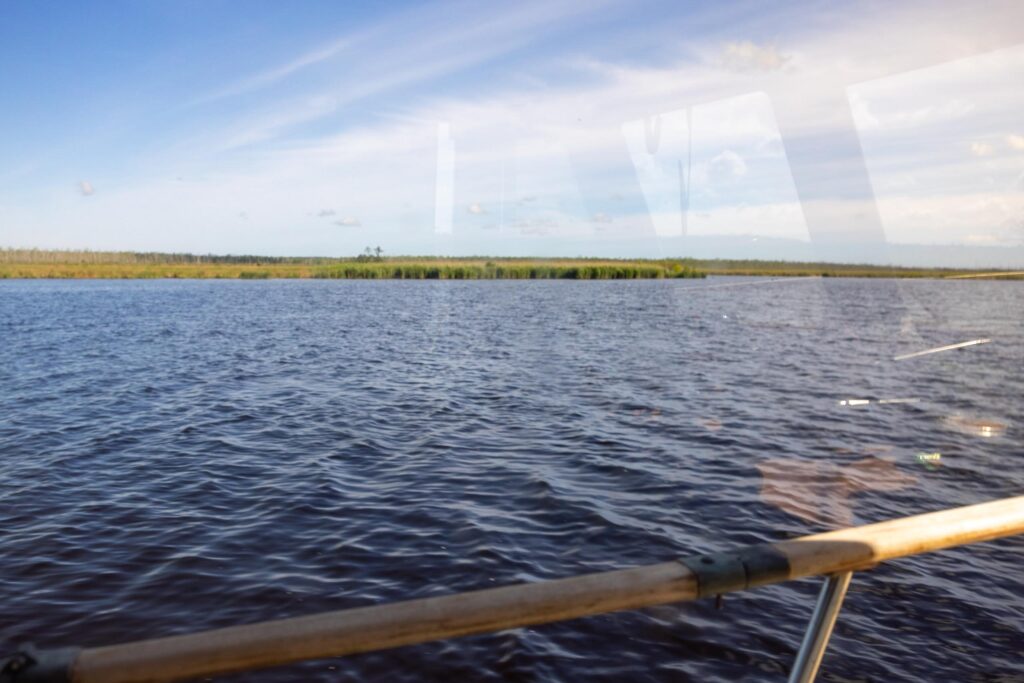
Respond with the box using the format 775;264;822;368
2;0;1024;265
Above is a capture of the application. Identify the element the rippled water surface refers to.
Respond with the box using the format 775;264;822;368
2;278;1022;681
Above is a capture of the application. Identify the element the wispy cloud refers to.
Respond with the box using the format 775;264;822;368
203;0;613;151
194;37;355;104
78;180;95;196
220;96;339;150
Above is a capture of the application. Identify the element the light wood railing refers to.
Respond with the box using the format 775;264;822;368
4;495;1022;683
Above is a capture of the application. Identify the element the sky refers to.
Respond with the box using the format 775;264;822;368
2;0;1024;266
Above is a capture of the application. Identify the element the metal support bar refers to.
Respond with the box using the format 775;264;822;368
788;571;853;683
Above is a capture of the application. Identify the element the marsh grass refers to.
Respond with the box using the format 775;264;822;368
0;251;703;280
675;258;1024;279
1;249;1020;279
312;262;699;279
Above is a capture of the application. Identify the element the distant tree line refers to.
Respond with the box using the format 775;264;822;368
0;248;352;265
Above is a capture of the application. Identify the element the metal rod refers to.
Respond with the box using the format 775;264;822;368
788;572;853;683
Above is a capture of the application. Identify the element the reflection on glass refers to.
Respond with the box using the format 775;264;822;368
758;456;917;528
893;338;990;361
943;414;1008;438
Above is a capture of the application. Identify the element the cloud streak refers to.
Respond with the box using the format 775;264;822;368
195;38;355;104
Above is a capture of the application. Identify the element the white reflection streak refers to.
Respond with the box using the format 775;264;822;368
838;398;919;406
893;338;990;361
434;123;455;235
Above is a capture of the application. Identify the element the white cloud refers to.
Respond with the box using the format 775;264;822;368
591;212;612;223
515;217;557;236
721;41;790;72
852;42;1024;247
848;92;880;129
317;209;336;217
675;200;807;240
334;217;361;227
78;180;95;196
467;203;486;215
964;233;1001;244
971;142;994;156
1008;134;1024;150
874;192;1024;245
852;96;976;131
708;150;748;182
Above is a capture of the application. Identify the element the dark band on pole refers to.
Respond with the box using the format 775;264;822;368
0;646;79;683
680;544;790;598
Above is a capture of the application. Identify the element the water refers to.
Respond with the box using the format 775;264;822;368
1;278;1021;682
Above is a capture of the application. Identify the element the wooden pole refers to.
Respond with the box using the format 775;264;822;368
778;493;1024;577
60;495;1024;683
73;562;697;683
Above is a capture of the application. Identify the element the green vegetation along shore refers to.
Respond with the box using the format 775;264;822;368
1;249;1023;280
0;250;700;279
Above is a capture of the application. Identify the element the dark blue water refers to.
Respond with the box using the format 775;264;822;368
1;278;1022;682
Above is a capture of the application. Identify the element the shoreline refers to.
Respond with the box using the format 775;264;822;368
1;252;1023;280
